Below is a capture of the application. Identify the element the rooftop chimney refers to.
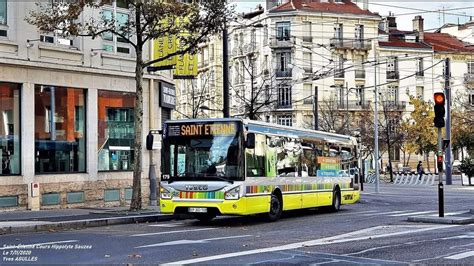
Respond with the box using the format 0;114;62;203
413;15;424;41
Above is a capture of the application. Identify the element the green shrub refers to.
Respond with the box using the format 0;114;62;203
460;159;474;178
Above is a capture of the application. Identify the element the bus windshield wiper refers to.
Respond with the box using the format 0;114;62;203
205;175;234;183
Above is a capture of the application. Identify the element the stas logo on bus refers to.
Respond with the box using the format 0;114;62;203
180;123;236;136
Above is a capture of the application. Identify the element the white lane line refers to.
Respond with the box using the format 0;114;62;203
361;210;409;216
0;240;79;250
136;235;252;248
131;228;217;237
335;210;378;216
389;211;437;217
445;250;474;260
148;223;185;227
164;225;456;265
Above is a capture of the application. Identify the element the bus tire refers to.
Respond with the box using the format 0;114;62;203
331;189;341;212
266;193;282;222
195;213;216;223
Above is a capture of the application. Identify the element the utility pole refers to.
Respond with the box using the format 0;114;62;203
374;50;380;193
222;22;230;118
314;86;318;130
444;58;452;185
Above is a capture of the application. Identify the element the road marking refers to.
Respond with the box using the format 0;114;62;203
361;210;409;216
131;228;217;237
445;250;474;260
136;235;252;248
0;240;78;250
164;225;456;265
389;211;437;217
148;223;185;227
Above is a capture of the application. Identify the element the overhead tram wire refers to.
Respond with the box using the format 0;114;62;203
369;2;474;18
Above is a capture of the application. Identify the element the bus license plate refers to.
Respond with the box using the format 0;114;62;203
189;207;207;213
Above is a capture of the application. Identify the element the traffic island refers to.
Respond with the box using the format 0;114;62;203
407;212;474;225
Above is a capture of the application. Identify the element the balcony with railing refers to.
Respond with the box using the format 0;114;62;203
381;101;407;110
464;73;474;84
303;98;314;105
270;37;295;48
276;102;292;109
330;38;371;50
276;69;292;78
386;71;400;80
336;100;371;110
302;36;313;43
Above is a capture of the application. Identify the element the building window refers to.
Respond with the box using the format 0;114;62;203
468;90;474;106
0;0;6;25
416;86;424;100
356;85;365;106
35;86;86;174
303;52;312;73
263;26;268;44
468;61;474;74
334;23;343;39
387;56;399;80
102;3;130;54
276;21;290;41
0;83;20;175
303;21;312;42
98;90;135;171
276;51;292;77
277;115;292;126
385;86;398;108
335;54;344;78
416;57;424;77
355;24;364;40
278;87;291;108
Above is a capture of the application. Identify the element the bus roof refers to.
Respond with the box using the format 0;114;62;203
243;120;357;146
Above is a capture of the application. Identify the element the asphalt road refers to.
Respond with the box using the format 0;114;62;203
1;183;473;264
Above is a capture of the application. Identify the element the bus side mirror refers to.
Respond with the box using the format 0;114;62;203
246;133;255;149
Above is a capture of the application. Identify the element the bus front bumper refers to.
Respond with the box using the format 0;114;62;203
160;196;271;216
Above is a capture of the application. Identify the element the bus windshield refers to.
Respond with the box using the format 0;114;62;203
162;122;244;182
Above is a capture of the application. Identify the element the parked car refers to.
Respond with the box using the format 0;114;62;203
452;160;462;174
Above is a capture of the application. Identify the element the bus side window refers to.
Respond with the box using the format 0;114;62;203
246;134;266;177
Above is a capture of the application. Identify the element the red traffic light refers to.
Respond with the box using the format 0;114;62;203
437;155;443;163
434;93;445;105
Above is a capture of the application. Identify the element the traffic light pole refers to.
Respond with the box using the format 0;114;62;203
437;127;444;217
444;58;452;185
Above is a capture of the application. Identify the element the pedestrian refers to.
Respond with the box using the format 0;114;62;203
417;161;423;180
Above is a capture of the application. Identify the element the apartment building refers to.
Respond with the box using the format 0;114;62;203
229;0;380;128
174;36;224;119
0;1;172;209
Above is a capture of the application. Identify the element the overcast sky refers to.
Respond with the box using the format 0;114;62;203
231;1;474;31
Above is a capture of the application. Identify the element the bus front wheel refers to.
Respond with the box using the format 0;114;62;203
266;194;282;222
331;189;341;212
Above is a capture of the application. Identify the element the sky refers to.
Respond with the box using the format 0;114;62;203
231;1;474;31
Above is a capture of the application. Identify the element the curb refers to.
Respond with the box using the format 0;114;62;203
407;215;474;225
0;214;176;236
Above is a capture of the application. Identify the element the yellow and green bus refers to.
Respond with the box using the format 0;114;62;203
160;118;361;222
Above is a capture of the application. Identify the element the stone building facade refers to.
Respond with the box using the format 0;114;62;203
0;1;171;209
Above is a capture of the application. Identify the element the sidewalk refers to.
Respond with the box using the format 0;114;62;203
407;209;474;225
0;207;175;235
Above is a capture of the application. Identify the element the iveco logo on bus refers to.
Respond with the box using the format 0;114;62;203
185;185;209;191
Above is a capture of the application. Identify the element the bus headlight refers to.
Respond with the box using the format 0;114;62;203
225;186;240;200
160;187;172;199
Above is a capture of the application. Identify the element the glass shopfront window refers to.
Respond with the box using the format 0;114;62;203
98;90;135;171
35;86;86;174
0;82;20;175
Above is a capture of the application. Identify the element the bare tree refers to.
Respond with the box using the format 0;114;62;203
28;0;230;210
177;72;217;119
317;97;351;135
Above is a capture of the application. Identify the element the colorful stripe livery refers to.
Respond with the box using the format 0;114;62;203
178;191;224;200
246;182;351;195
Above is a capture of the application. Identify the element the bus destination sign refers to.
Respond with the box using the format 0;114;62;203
167;123;236;137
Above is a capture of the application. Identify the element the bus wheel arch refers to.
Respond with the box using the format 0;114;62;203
266;188;283;222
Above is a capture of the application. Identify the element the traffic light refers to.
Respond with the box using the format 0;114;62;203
437;155;443;172
433;93;445;128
